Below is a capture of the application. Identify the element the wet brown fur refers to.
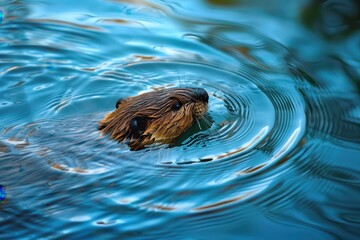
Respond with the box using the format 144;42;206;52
99;88;208;150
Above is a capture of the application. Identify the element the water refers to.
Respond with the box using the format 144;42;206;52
0;0;359;239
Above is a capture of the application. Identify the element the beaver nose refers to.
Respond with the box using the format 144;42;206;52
191;88;209;103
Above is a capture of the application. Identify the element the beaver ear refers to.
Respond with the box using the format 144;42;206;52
130;117;148;139
116;98;124;109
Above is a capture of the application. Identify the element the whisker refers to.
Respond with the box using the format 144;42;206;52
196;118;202;130
200;116;212;128
176;67;182;87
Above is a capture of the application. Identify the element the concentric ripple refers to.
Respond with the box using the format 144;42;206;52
114;61;306;168
1;0;360;239
0;60;307;218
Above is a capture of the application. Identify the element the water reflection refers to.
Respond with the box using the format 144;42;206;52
301;0;360;39
0;0;359;239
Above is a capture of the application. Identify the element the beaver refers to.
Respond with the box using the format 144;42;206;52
99;88;209;150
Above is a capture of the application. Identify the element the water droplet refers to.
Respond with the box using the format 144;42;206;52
0;9;3;24
0;185;6;201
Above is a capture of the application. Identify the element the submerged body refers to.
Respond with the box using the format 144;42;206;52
99;88;209;150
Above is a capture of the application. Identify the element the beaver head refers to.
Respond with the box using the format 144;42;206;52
99;88;209;150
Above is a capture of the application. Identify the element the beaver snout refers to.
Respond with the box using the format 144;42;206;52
191;88;209;103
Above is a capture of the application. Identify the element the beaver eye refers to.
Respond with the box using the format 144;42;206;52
172;102;182;111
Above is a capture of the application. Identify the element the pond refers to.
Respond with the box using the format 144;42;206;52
0;0;359;239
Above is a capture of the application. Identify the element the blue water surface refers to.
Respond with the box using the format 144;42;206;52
0;185;5;201
0;0;359;239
